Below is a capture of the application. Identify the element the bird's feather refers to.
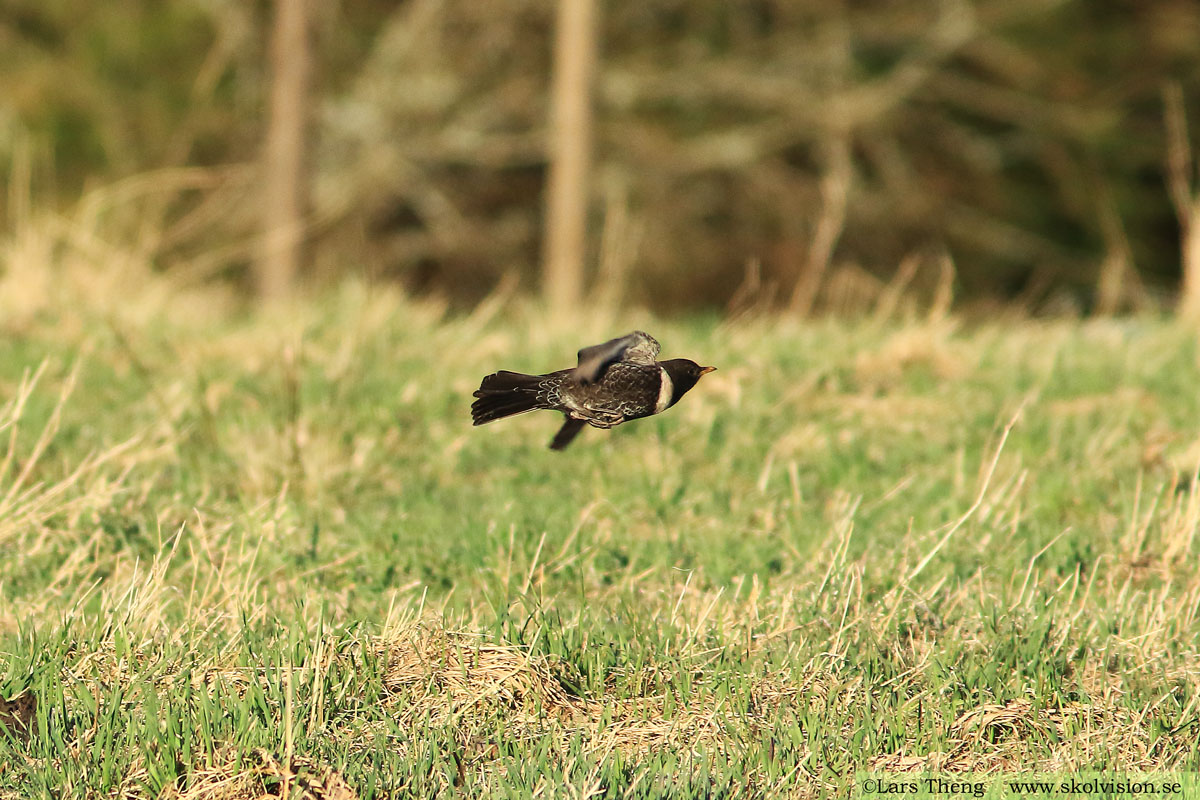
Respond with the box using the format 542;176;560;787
471;371;542;425
572;331;660;385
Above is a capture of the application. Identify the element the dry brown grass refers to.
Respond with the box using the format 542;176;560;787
375;625;729;763
163;750;358;800
872;697;1185;774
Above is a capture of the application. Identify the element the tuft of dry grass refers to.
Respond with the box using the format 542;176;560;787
162;749;358;800
872;697;1188;774
376;624;727;763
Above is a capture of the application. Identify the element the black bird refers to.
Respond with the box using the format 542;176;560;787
471;331;715;450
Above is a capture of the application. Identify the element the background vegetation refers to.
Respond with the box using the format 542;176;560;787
4;2;1200;797
2;231;1200;795
2;0;1200;312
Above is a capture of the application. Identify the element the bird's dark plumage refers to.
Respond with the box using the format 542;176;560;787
573;332;661;385
471;331;714;450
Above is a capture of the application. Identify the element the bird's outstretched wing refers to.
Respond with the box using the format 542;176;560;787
572;331;660;385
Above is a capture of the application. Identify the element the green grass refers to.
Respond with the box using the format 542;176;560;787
2;268;1200;797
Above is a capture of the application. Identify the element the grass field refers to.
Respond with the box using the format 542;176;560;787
2;247;1200;796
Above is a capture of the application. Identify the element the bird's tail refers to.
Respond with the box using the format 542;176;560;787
471;371;545;425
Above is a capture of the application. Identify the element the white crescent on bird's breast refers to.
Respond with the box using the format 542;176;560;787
654;366;673;414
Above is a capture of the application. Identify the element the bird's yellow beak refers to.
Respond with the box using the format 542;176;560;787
700;366;716;375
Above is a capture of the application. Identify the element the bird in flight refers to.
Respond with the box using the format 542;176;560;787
471;331;715;450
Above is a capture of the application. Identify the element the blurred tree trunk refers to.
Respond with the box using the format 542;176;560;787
790;137;851;316
1166;84;1200;320
1181;201;1200;319
790;9;852;317
542;0;596;309
1093;173;1134;315
258;0;311;300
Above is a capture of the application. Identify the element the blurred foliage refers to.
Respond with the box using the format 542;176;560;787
0;0;260;174
2;0;1200;312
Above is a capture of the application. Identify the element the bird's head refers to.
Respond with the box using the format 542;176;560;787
660;359;716;408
